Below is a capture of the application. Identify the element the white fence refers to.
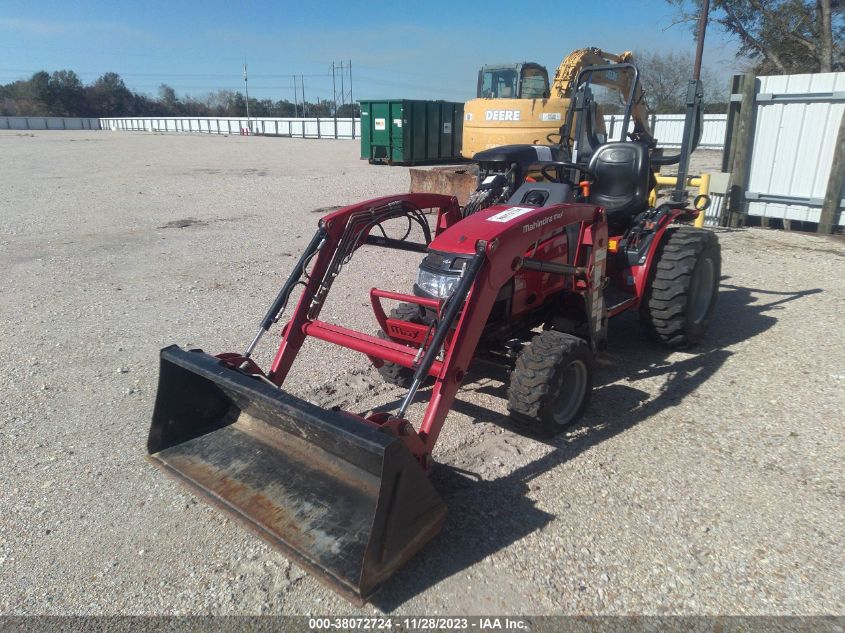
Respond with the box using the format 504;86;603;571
604;113;727;149
2;113;727;149
100;114;726;149
99;116;361;139
742;72;845;225
1;116;101;130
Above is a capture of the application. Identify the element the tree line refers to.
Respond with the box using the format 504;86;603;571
0;61;730;120
0;70;361;118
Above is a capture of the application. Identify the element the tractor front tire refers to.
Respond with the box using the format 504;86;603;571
375;302;426;388
641;227;721;348
508;331;593;434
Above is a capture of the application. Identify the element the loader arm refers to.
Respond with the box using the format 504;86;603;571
269;198;607;456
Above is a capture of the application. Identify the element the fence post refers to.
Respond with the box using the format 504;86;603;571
724;73;756;228
317;116;321;139
819;110;845;234
722;75;742;172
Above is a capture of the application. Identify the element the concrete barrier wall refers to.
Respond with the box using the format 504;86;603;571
1;116;102;130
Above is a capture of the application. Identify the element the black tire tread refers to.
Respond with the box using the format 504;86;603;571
508;331;592;433
641;227;721;347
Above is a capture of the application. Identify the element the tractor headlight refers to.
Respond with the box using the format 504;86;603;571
414;251;470;299
416;268;461;299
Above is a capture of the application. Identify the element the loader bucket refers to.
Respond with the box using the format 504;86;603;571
409;166;478;206
147;345;447;602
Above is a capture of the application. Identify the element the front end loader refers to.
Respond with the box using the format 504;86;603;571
147;193;612;601
148;168;719;601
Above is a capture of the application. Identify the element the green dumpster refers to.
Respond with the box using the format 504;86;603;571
359;99;464;165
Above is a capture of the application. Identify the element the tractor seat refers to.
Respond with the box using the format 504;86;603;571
587;142;651;232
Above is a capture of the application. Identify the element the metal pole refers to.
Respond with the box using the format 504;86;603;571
332;62;337;116
694;173;710;227
301;75;306;117
349;59;354;138
243;64;250;133
339;62;345;115
332;62;338;138
669;0;708;206
692;0;710;81
293;76;299;118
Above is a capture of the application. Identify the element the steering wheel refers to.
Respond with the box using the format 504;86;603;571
540;161;597;185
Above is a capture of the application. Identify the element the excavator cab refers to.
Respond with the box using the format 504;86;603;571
462;49;643;159
476;63;550;99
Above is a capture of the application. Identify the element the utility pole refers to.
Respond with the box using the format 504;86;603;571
331;62;337;116
349;59;354;138
293;76;299;118
339;61;345;116
301;75;306;117
669;0;708;206
243;63;250;132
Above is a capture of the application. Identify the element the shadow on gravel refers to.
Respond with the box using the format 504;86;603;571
372;277;822;610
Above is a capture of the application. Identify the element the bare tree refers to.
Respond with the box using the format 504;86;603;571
634;50;728;112
668;0;844;74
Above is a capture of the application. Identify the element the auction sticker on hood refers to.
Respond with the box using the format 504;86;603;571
487;206;534;223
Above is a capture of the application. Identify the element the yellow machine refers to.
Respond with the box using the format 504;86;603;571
461;48;652;158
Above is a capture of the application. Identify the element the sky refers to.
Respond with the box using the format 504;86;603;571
0;0;743;104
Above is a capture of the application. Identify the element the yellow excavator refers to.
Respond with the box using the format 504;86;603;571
461;48;652;158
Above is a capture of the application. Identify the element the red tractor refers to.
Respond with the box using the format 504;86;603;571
147;58;721;603
148;147;720;599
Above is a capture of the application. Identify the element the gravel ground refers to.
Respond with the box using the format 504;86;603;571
1;131;843;616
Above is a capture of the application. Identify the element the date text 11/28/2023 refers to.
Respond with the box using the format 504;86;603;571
308;616;529;631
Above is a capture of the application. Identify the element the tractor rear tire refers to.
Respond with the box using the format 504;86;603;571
508;331;593;434
375;302;426;388
641;227;721;348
